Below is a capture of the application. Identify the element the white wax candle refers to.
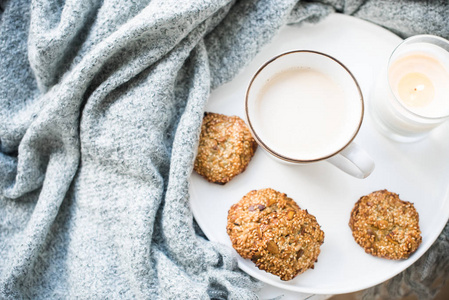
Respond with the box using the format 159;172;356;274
388;43;449;118
397;70;434;107
370;36;449;142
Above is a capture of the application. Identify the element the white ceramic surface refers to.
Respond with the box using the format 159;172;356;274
189;13;449;295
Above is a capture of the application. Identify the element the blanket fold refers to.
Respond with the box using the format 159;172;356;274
1;0;448;299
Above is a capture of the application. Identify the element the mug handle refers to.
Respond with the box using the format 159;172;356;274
326;143;375;179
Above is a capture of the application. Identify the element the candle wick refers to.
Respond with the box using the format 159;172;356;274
415;84;425;92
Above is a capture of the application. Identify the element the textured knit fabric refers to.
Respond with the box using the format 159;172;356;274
0;0;448;299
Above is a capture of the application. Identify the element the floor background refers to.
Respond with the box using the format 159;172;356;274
329;279;449;300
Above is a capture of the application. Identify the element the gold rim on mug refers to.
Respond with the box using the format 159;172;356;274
245;50;365;163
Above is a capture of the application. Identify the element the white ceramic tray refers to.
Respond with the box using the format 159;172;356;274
189;13;449;294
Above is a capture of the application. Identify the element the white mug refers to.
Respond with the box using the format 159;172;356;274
245;50;375;179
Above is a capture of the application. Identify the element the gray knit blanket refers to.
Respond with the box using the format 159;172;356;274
1;0;448;299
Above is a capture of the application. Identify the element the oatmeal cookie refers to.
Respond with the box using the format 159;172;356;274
227;188;324;280
194;112;257;184
349;189;422;260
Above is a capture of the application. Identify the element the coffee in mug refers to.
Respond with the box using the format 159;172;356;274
245;50;374;178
